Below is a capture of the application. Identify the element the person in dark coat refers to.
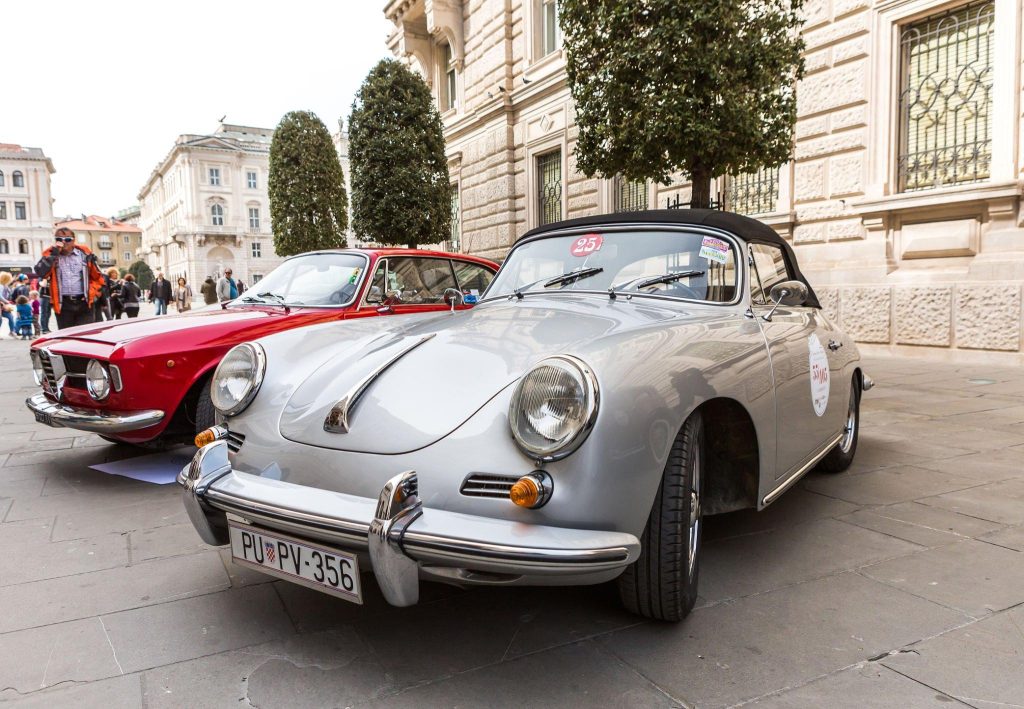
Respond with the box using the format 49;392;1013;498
200;276;218;305
121;274;142;318
149;272;172;315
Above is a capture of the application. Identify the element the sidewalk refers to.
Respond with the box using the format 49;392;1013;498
0;350;1022;707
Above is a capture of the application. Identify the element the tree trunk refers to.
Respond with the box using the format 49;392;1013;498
690;165;712;209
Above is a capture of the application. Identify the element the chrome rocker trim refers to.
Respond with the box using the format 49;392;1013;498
179;440;641;607
26;392;165;433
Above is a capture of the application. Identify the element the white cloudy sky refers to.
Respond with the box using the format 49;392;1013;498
5;0;393;217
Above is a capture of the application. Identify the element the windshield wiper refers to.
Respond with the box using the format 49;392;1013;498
258;291;286;304
618;270;706;291
543;267;604;288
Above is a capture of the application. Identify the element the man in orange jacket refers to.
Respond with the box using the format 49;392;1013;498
33;227;105;330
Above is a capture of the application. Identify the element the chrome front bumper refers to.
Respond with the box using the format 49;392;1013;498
26;392;165;434
179;441;641;607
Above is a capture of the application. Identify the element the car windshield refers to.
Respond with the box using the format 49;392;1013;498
232;252;367;307
485;230;739;303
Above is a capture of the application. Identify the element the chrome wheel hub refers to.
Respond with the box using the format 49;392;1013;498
687;446;701;578
839;391;857;454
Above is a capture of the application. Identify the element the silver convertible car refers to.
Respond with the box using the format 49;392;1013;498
179;210;869;621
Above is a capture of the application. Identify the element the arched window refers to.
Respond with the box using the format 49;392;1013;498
12;171;24;188
211;203;224;226
0;240;9;254
17;239;28;254
0;171;4;187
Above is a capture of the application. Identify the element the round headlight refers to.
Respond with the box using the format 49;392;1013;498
211;343;266;416
30;351;44;386
509;355;599;461
86;359;111;400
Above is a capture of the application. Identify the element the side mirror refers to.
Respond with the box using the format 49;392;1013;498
366;286;383;304
769;280;809;307
443;288;464;312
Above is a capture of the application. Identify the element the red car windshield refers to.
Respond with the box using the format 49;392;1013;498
234;252;369;307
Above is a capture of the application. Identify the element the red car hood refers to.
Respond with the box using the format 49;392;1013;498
46;306;312;346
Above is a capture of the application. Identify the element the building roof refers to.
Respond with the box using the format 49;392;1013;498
0;144;55;172
55;215;142;234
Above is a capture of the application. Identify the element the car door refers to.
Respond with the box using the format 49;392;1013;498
748;242;846;479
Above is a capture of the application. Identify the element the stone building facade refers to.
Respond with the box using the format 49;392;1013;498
138;124;283;287
385;0;1024;362
0;144;55;278
53;215;142;272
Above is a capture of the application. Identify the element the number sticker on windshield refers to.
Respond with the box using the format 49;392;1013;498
570;234;603;257
699;236;730;264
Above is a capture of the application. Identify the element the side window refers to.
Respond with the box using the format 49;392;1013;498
748;243;792;305
452;261;494;297
379;258;458;306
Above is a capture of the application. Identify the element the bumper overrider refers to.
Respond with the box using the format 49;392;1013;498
179;440;641;607
26;392;165;433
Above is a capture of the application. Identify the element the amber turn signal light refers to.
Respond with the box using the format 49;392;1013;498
194;426;227;448
509;471;553;509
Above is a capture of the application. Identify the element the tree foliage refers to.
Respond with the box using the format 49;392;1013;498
127;260;154;290
348;59;450;247
268;110;348;257
560;0;805;208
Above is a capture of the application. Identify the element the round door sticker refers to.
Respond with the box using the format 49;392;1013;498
808;334;830;417
570;233;603;257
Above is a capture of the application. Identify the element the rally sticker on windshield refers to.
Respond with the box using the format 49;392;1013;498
699;236;730;264
570;234;603;257
808;334;830;417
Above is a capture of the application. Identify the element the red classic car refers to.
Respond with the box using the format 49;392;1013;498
27;248;498;446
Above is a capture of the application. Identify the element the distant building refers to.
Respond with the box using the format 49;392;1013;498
0;143;55;278
115;205;141;226
54;215;142;272
137;123;283;287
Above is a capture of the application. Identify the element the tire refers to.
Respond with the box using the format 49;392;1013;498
618;411;703;621
816;375;860;473
194;379;216;434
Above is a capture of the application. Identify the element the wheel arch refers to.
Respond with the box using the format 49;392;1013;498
697;397;760;515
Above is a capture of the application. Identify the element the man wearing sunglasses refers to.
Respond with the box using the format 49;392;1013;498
33;227;105;329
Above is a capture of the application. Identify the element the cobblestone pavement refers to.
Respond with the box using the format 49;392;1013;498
1;340;1022;708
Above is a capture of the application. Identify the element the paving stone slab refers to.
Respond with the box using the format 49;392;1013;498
129;522;209;562
4;486;167;524
699;518;921;602
597;572;968;708
883;605;1024;709
837;501;1005;548
977;524;1024;552
365;640;679;709
0;516;55;544
0;674;141;708
1;530;128;587
100;584;295;674
0;550;229;633
802;466;983;506
860;539;1024;618
51;498;189;541
912;449;1024;483
918;478;1024;525
0;477;44;504
748;663;971;708
704;487;859;543
0;618;121;694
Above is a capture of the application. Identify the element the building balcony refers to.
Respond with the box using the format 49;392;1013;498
98;240;113;249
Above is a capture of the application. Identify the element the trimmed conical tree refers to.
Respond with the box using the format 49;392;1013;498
560;0;805;208
268;110;348;256
127;260;154;290
348;59;450;248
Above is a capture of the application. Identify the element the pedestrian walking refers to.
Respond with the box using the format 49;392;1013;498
92;270;112;322
149;272;172;315
15;295;33;339
108;269;125;319
34;226;105;330
216;269;239;302
174;277;193;313
38;278;52;333
30;290;41;337
0;272;17;338
200;276;218;305
120;274;142;318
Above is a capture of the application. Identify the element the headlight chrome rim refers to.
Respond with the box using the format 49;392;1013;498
211;343;267;416
85;359;111;401
509;354;599;462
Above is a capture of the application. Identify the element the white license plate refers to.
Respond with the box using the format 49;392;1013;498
229;522;362;604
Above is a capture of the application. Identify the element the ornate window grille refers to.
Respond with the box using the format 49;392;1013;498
613;176;648;212
898;0;994;192
726;167;779;216
449;184;461;252
537;151;562;226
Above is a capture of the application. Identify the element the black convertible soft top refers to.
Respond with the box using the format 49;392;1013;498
521;208;820;309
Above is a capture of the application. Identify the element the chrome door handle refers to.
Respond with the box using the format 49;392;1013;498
828;340;842;351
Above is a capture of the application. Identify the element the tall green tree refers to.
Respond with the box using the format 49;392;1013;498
348;59;450;247
560;0;805;208
268;110;348;256
127;260;154;290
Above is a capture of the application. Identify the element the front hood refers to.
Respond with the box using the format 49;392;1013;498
49;305;302;346
279;295;686;454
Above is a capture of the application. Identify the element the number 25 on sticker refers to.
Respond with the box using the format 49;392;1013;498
571;233;603;257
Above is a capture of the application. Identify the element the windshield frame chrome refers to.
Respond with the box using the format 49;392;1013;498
479;224;747;308
228;250;371;309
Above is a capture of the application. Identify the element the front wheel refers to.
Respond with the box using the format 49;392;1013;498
816;375;860;473
618;411;703;622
